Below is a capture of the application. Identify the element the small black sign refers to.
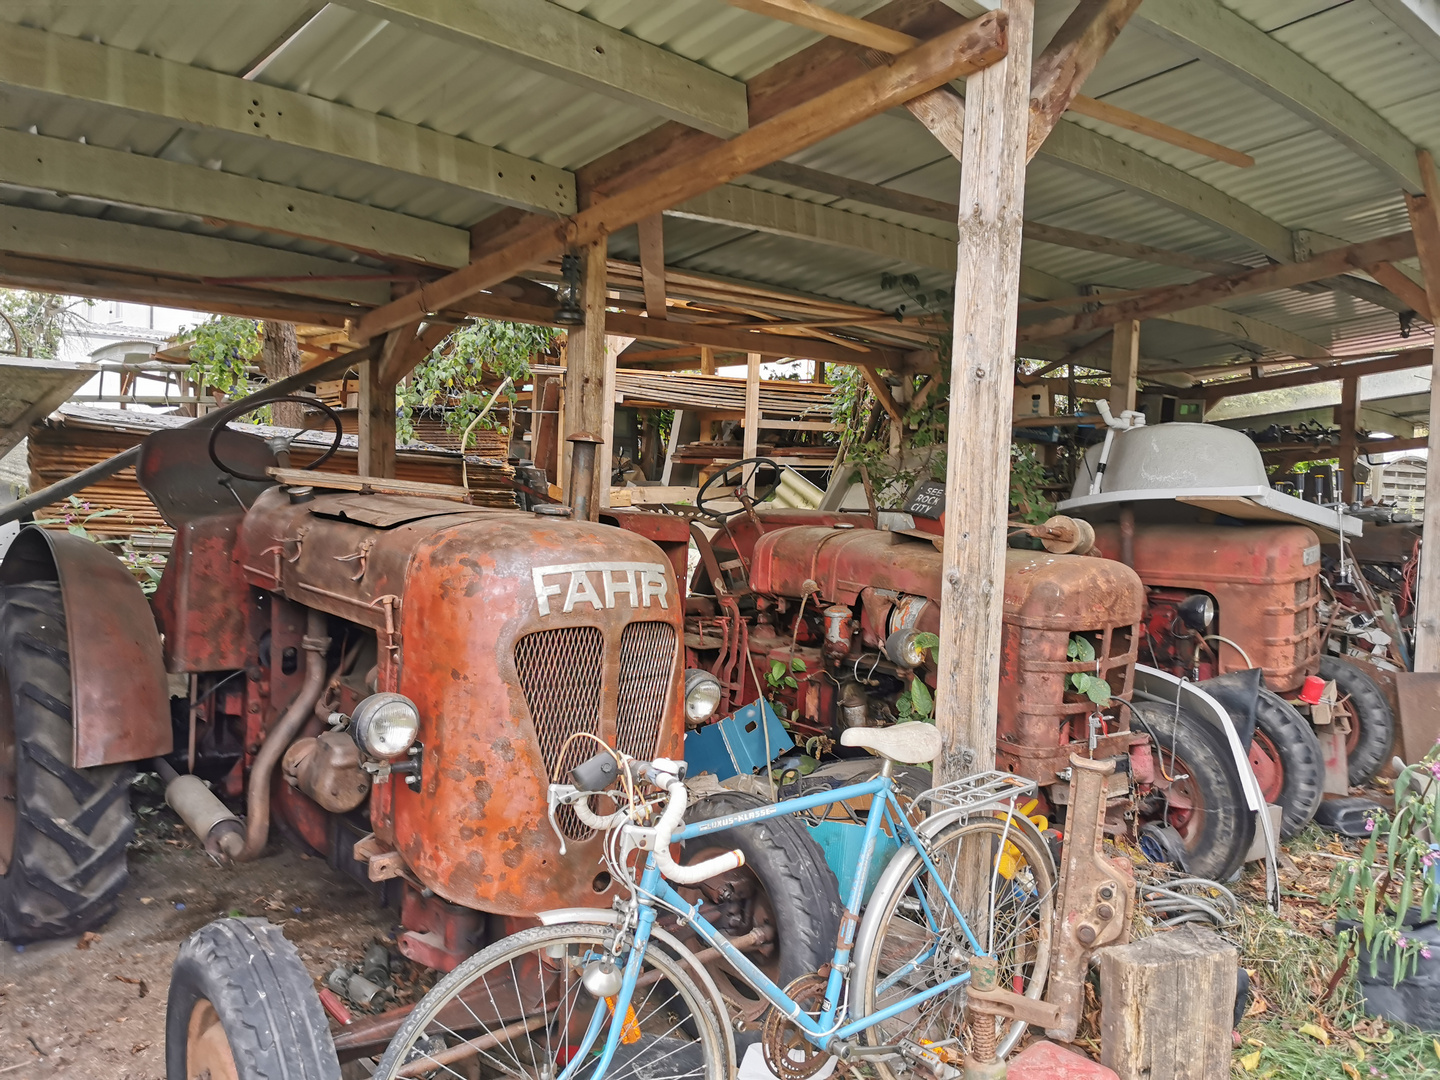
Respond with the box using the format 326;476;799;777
903;478;946;520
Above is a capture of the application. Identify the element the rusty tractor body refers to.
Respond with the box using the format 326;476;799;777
1091;521;1321;692
687;508;1149;824
1;423;689;968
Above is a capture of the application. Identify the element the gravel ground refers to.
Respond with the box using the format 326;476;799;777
0;806;393;1079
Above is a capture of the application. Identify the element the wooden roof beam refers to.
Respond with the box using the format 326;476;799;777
1200;348;1435;405
353;10;1009;347
1018;230;1418;342
0;23;574;215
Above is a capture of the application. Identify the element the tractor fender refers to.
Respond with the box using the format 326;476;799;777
536;907;737;1075
0;525;170;768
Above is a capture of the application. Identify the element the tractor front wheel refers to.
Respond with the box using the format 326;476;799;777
1320;656;1396;787
1252;689;1325;840
166;918;341;1080
0;582;135;943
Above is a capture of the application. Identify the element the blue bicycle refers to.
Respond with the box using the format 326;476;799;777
374;723;1056;1080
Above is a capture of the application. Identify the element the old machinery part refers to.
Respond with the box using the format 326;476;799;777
238;608;330;862
683;668;723;725
349;692;421;760
1319;655;1396;786
822;604;853;659
1176;593;1216;632
206;395;345;483
566;431;603;522
837;680;870;729
1137;822;1190;870
281;731;372;814
154;757;244;862
695;456;784;521
1027;514;1097;556
883;628;926;668
761;973;833;1080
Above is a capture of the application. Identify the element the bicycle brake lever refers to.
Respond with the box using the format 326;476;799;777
546;784;573;856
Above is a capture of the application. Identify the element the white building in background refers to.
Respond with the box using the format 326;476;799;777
57;299;209;408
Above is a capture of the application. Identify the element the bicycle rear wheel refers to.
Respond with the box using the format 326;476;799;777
853;814;1056;1075
372;923;726;1080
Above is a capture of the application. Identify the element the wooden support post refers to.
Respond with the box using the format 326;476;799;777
1109;319;1139;413
1404;150;1440;672
563;239;611;516
935;0;1034;782
358;324;413;478
1099;925;1238;1080
743;351;761;491
598;334;634;508
637;214;667;319
700;346;716;375
1338;374;1359;502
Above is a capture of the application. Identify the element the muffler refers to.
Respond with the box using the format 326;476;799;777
154;757;244;862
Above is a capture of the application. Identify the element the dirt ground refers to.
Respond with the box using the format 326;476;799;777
0;806;393;1079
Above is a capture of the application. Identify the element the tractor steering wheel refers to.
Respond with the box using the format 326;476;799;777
696;456;784;520
207;395;345;484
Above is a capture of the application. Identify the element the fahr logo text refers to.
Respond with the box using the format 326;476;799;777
532;562;670;616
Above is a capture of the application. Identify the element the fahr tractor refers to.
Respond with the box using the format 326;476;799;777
0;385;746;1072
680;458;1256;882
1059;421;1396;841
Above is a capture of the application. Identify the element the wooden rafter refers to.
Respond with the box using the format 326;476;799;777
1018;230;1419;342
1200;348;1434;404
354;10;1008;346
636;215;668;319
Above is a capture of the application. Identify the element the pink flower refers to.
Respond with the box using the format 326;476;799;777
1397;934;1408;949
1430;761;1440;779
1365;817;1377;832
1424;947;1433;960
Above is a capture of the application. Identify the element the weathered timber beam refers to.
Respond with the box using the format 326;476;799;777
1200;348;1434;404
353;10;1009;346
0;127;469;269
336;0;747;136
0;22;574;214
1018;231;1418;342
1027;0;1146;160
637;215;668;319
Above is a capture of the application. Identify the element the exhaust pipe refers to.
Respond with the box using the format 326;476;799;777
153;757;244;862
566;431;603;522
238;608;331;861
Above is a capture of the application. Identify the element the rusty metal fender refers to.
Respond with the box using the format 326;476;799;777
0;526;170;768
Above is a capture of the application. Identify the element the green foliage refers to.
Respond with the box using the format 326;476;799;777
32;496;166;595
765;656;807;692
896;675;935;722
1328;748;1440;986
1065;634;1112;704
178;316;264;416
0;289;91;358
1010;444;1054;524
398;319;557;445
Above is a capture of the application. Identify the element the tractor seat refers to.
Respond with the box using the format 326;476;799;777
840;722;942;765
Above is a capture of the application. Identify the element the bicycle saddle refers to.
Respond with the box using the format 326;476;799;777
841;722;943;764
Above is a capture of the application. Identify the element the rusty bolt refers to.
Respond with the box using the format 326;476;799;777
249;703;260;713
1077;924;1097;945
1097;904;1114;921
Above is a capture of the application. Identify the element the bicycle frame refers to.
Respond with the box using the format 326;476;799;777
562;768;998;1080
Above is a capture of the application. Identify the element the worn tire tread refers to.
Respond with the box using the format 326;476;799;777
1319;656;1396;787
1255;689;1325;840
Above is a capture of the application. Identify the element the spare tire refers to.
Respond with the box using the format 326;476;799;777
1320;656;1396;786
679;791;841;1028
166;917;340;1080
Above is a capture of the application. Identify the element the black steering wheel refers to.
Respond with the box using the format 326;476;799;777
207;395;345;484
696;456;784;520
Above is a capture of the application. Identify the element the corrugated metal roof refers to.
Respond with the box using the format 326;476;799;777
0;0;1433;372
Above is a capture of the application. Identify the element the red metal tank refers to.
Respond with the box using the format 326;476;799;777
236;489;685;916
1091;522;1321;692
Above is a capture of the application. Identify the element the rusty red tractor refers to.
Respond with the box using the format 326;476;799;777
0;381;734;1071
1058;422;1396;840
682;459;1254;881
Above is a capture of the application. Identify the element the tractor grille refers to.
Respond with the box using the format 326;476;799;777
615;622;676;760
514;627;604;839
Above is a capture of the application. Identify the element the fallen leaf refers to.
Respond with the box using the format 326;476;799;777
139;897;153;905
1433;1038;1440;1063
1239;1050;1261;1071
1300;1023;1330;1046
1245;995;1269;1018
1342;1064;1360;1080
130;1043;149;1055
76;931;101;950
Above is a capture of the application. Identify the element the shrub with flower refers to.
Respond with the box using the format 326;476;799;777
1329;741;1440;984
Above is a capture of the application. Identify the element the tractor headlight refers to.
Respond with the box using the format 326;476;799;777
684;669;722;723
350;693;421;759
1176;593;1216;632
884;629;927;669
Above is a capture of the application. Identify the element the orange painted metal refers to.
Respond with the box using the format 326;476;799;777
0;526;170;768
1091;522;1322;692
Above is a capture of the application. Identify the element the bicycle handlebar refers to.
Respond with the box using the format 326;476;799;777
650;781;745;886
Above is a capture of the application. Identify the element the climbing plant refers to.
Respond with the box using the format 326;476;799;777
178;315;264;411
398;319;557;445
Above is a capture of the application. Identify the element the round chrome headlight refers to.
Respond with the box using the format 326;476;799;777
684;669;723;723
1176;593;1216;633
350;692;421;759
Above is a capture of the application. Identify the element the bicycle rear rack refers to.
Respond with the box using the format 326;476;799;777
914;770;1037;817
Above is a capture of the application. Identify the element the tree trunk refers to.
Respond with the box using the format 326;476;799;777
261;321;304;430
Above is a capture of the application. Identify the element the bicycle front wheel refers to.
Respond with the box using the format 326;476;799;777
853;814;1056;1074
372;922;726;1080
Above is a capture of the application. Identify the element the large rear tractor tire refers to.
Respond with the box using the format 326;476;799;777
166;917;341;1080
678;791;842;1031
1252;689;1325;840
1320;656;1396;787
0;582;135;943
1131;700;1251;881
